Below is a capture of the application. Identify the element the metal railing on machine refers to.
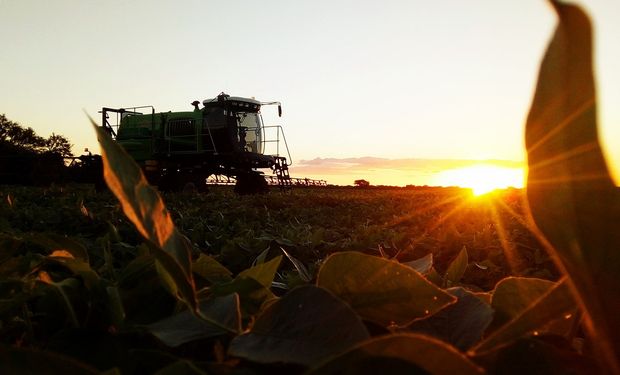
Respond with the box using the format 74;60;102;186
206;174;327;187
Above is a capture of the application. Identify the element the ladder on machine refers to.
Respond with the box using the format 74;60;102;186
273;157;292;190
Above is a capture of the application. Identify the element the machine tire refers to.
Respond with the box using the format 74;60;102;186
234;171;269;195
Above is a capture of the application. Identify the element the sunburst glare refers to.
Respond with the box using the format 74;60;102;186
434;164;524;196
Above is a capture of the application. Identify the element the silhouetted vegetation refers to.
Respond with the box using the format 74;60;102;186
354;179;370;187
0;114;73;185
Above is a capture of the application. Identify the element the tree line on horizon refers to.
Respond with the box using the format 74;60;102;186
0;114;73;158
0;114;76;185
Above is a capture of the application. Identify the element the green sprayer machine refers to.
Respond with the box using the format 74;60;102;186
100;92;298;194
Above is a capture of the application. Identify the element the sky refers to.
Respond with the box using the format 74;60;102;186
1;0;619;186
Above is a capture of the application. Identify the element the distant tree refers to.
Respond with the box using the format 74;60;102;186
45;133;73;157
0;114;73;157
354;179;370;187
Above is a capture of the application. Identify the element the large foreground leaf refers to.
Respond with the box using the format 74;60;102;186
228;285;369;366
93;121;196;310
525;1;620;370
317;251;455;326
307;333;483;375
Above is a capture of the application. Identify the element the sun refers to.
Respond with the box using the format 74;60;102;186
434;164;524;196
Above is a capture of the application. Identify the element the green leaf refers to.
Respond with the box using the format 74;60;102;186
317;252;455;326
473;278;574;353
409;287;494;351
525;1;620;369
34;233;89;262
228;285;369;366
444;246;468;286
402;253;433;274
211;277;275;316
92;119;196;310
192;254;232;285
147;294;241;347
46;255;101;292
489;277;555;331
281;247;312;282
307;333;483;375
237;255;282;288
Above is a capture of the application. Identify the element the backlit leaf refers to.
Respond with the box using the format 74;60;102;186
307;333;483;375
317;251;455;326
192;254;232;285
525;1;620;369
281;247;312;282
33;233;89;262
403;253;433;274
237;255;282;288
489;277;555;331
445;246;468;286
92;120;196;310
228;285;369;366
473;278;574;353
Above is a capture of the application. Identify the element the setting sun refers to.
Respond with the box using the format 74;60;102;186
434;164;524;196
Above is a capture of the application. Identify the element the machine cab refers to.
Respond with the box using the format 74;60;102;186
201;93;264;155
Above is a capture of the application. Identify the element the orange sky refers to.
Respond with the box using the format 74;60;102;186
288;157;525;187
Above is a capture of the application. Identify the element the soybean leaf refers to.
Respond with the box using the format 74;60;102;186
444;246;468;286
402;253;433;274
34;234;89;262
281;247;312;282
192;254;232;285
307;333;483;375
489;277;555;332
317;252;455;326
211;277;275;316
473;278;574;353
409;287;494;351
237;255;282;288
228;285;369;366
92;120;196;310
525;1;620;368
147;294;241;347
45;255;101;292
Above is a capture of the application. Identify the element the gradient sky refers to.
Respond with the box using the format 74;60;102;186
2;0;619;186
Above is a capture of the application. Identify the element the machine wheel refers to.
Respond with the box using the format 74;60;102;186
234;171;269;195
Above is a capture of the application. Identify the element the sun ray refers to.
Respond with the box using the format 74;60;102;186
385;192;465;228
488;201;522;274
527;141;600;172
526;97;595;155
407;197;473;249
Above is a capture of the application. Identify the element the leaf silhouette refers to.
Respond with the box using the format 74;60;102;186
91;118;197;311
525;1;620;371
